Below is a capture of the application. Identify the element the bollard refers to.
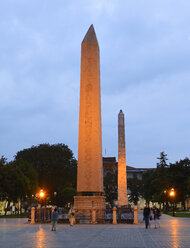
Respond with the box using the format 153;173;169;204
113;207;117;224
92;207;96;224
134;207;138;224
31;207;35;224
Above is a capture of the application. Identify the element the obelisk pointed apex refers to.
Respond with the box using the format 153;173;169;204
82;24;98;44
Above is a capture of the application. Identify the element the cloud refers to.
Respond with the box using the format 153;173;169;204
102;71;190;166
0;0;190;168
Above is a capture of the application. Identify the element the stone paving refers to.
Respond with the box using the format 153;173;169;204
0;213;190;248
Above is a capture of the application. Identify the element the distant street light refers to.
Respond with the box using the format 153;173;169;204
39;189;45;198
169;188;175;197
38;189;46;207
169;188;175;216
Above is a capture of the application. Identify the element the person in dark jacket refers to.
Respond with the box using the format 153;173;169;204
143;203;150;229
51;208;58;231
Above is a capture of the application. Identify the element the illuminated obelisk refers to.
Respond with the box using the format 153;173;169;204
74;25;105;222
118;110;128;206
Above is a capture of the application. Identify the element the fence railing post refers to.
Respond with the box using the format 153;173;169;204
113;207;117;224
31;207;35;224
92;207;96;224
134;206;138;224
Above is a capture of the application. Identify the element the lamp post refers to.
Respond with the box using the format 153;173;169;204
169;188;175;217
53;191;57;205
164;190;168;213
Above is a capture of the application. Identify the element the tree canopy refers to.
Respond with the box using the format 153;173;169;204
0;158;38;203
15;143;77;206
1;148;189;210
128;178;143;205
104;170;117;206
142;152;190;210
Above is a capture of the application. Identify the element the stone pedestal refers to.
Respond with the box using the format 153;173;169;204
74;196;105;223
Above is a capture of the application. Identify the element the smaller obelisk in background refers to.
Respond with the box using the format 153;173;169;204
118;110;128;206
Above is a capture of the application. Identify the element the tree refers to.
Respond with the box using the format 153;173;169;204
0;156;7;167
15;143;77;204
143;153;190;210
157;152;168;168
187;177;190;196
104;171;117;206
0;159;38;214
0;156;8;201
142;152;171;209
55;187;76;207
142;169;156;202
153;152;170;207
169;158;190;209
128;178;143;205
12;159;38;198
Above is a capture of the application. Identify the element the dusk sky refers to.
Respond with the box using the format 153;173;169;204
1;0;190;168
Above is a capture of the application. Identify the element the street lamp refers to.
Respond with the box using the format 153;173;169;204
169;188;175;197
169;188;175;216
39;189;45;198
38;189;46;206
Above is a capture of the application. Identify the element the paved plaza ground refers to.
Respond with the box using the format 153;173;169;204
0;212;190;248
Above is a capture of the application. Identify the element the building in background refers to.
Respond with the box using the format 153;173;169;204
103;157;149;179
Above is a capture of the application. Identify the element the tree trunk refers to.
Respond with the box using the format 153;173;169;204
18;198;21;214
182;200;186;210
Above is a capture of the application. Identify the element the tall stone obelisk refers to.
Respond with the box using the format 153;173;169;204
118;110;128;206
74;25;105;222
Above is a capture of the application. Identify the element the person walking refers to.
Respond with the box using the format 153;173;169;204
68;207;75;227
51;208;58;231
149;207;153;228
153;206;160;229
143;202;150;229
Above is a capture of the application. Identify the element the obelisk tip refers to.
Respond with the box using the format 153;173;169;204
82;24;98;44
